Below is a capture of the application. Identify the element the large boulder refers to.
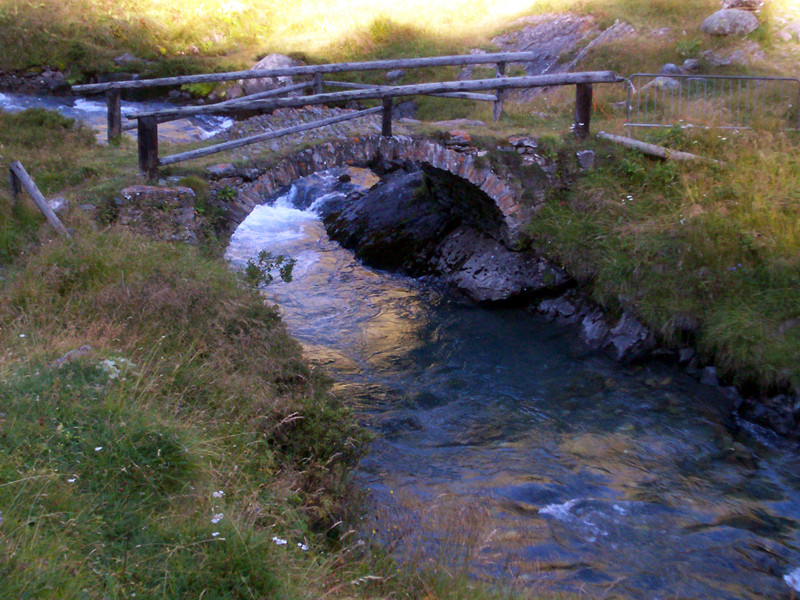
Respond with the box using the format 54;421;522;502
324;169;454;274
434;227;569;303
242;54;303;96
323;167;568;303
701;9;759;35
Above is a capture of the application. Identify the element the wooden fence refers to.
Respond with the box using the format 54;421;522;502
9;161;71;238
72;53;622;176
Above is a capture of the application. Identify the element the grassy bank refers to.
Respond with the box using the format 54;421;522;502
528;128;800;393
0;229;366;597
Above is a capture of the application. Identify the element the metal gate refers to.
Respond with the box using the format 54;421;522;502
625;73;800;134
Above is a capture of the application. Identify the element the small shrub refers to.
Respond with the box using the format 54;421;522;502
243;250;297;288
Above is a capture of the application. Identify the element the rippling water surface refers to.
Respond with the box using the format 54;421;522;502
226;170;800;599
0;92;232;142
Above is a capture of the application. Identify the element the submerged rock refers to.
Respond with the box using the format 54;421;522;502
608;312;655;362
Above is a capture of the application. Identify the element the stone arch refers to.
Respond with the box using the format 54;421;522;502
232;135;533;246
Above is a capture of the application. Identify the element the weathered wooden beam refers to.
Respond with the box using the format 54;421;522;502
574;82;593;140
9;161;71;238
158;106;383;166
137;117;159;177
382;98;393;137
312;72;324;95
10;164;22;205
597;131;719;163
493;61;507;122
119;82;310;132
323;80;497;102
121;114;184;132
106;88;122;143
128;72;621;120
72;52;545;93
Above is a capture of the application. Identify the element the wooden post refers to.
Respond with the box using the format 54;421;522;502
8;161;71;238
106;88;122;143
9;165;22;206
493;61;506;122
382;98;393;137
137;117;159;178
574;82;593;140
313;72;324;95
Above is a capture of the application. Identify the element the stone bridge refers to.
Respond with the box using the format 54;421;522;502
221;134;550;246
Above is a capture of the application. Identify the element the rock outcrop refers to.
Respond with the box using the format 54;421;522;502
116;185;199;244
701;9;760;35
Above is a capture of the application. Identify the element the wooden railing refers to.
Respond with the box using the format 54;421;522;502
72;54;622;176
73;52;546;143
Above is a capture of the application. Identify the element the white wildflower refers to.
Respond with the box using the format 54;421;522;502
211;513;224;524
94;446;103;452
18;334;25;338
298;542;309;551
272;536;287;546
212;531;221;537
99;357;137;380
67;477;77;483
212;490;225;498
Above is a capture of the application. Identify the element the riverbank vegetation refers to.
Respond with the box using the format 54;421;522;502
528;128;800;394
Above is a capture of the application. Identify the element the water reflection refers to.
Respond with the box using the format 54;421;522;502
227;170;800;599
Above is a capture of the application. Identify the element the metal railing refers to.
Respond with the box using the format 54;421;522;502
625;73;800;134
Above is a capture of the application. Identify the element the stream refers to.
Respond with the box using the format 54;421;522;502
0;91;233;143
225;169;800;600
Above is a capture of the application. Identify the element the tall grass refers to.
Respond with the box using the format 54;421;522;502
0;229;367;598
528;128;800;391
0;0;759;78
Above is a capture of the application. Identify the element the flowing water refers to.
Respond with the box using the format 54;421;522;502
227;170;800;599
0;91;232;143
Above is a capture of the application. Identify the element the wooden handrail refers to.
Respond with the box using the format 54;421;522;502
157;106;383;167
72;52;544;93
129;72;620;120
323;80;497;102
134;71;620;176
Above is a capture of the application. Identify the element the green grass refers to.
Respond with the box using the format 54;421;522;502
0;229;363;598
528;128;800;391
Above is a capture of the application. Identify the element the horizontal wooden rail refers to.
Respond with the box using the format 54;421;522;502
9;161;71;238
72;52;542;94
152;106;383;170
120;82;309;132
323;80;498;102
129;72;620;120
135;71;619;175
